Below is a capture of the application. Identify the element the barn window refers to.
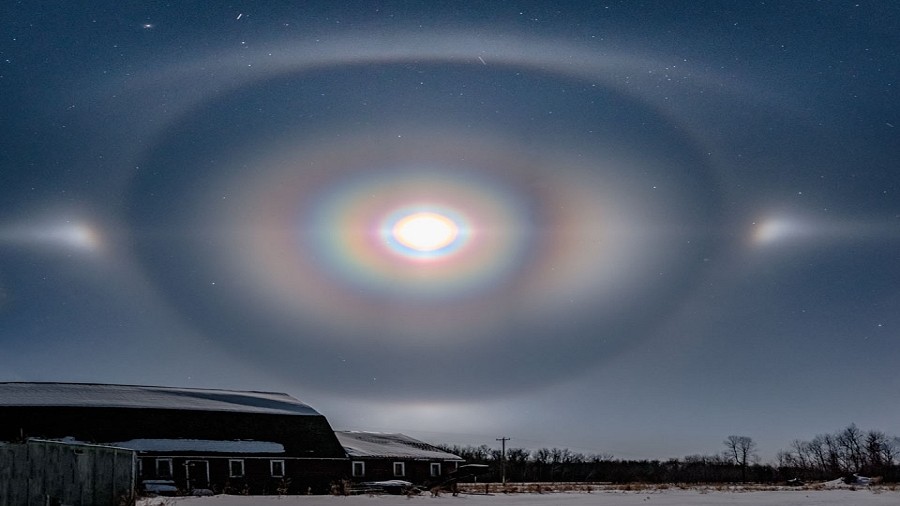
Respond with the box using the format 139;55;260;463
270;459;285;478
156;458;173;478
229;459;245;478
430;463;441;477
352;461;365;477
393;462;405;477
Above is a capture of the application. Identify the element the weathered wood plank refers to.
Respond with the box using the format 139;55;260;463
0;440;135;506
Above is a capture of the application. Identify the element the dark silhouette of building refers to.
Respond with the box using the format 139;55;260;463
0;382;347;494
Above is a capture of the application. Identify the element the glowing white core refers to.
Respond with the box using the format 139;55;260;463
392;212;458;251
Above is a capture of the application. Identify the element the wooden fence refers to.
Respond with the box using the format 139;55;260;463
0;439;135;506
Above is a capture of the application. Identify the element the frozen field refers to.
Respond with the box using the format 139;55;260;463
139;489;900;506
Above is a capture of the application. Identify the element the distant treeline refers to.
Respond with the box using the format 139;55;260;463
776;424;899;482
436;424;900;484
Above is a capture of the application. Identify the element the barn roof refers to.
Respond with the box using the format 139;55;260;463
0;382;320;416
336;431;463;460
113;438;286;453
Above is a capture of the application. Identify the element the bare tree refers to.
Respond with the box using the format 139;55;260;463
837;424;865;473
789;439;811;472
807;435;830;476
864;431;888;472
505;448;530;481
534;448;551;481
724;435;757;481
822;433;842;476
775;450;795;470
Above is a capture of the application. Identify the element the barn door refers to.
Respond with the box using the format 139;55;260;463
186;460;210;490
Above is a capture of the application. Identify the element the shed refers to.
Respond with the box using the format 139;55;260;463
336;431;463;485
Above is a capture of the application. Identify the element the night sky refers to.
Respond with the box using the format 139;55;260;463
2;1;898;460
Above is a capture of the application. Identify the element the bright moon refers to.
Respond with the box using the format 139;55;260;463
392;212;459;251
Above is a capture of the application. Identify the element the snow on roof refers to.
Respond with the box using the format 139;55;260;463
336;431;462;460
0;382;320;416
114;438;285;454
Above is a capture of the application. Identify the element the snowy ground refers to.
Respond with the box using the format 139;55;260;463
138;488;900;506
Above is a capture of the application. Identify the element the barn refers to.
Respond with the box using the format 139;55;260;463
336;431;463;486
0;382;348;495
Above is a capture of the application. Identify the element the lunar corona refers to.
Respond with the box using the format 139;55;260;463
392;212;459;252
124;39;723;397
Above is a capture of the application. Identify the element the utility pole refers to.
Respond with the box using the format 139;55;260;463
496;437;510;485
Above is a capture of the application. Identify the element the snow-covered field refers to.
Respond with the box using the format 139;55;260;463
139;489;900;506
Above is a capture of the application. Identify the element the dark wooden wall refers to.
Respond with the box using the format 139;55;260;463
0;440;135;506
